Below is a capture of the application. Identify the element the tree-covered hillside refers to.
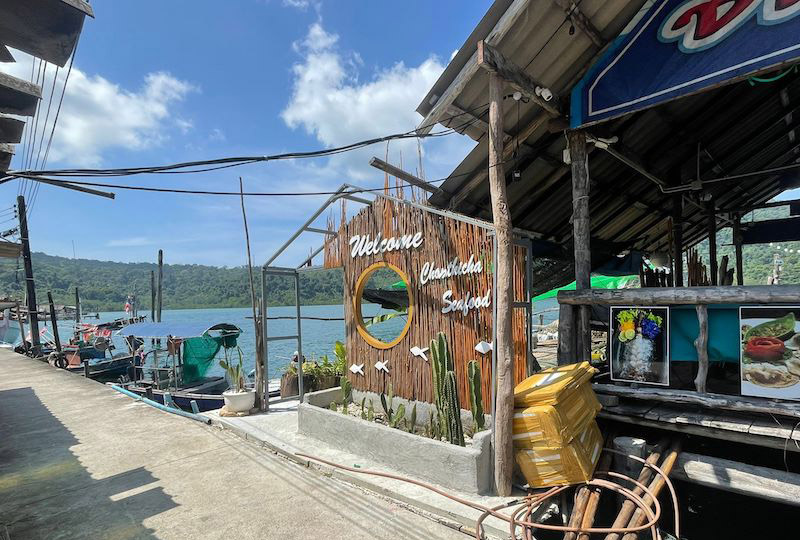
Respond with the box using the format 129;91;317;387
0;253;350;311
691;206;800;284
0;253;403;312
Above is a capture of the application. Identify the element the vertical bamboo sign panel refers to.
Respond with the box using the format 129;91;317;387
325;199;528;410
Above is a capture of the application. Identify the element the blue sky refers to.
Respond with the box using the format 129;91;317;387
2;0;488;266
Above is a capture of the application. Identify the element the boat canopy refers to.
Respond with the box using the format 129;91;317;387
116;321;241;339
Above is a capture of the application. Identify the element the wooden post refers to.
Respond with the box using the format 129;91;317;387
47;292;61;352
733;213;744;286
74;287;80;325
487;71;515;497
17;195;39;351
568;130;591;362
150;270;155;323
706;200;718;286
83;360;90;378
672;194;684;287
156;250;163;324
15;302;28;354
694;304;709;393
556;303;575;365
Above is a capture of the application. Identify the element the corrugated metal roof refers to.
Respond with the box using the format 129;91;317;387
419;0;800;294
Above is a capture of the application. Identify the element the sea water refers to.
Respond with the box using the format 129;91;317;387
49;298;559;380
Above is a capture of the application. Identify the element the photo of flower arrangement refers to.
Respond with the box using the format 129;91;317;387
610;307;670;385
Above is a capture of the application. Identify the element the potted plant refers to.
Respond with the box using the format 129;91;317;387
279;354;314;398
220;347;255;413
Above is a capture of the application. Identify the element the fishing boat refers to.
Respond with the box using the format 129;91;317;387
114;321;275;412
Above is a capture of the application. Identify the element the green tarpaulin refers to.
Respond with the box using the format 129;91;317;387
532;275;637;303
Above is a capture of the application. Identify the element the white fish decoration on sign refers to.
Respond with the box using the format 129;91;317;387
474;341;493;355
375;360;389;373
349;363;364;376
410;346;429;362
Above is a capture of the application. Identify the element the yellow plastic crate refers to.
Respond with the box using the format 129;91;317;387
512;382;601;448
515;420;603;488
514;361;596;408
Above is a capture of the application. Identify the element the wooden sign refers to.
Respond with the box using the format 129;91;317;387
325;197;529;409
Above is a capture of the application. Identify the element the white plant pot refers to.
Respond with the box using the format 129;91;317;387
222;389;255;413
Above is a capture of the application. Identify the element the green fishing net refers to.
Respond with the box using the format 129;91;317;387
182;333;238;384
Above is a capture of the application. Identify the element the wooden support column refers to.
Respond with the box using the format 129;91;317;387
732;213;744;286
706;199;718;286
694;304;709;393
17;195;39;351
568;130;591;362
487;71;515;497
672;194;684;287
556;303;575;365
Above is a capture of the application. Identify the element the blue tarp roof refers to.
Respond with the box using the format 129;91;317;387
116;321;241;339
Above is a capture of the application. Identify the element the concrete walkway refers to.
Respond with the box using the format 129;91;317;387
206;402;520;538
0;350;469;540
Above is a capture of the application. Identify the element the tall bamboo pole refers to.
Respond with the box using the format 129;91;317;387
488;71;514;496
240;178;264;409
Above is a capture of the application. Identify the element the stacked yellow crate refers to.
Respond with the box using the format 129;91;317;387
512;361;603;487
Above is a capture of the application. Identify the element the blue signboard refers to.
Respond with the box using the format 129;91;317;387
571;0;800;128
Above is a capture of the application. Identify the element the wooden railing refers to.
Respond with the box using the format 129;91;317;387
556;285;800;393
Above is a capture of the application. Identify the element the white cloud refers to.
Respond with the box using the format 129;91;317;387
209;128;226;142
283;0;310;9
106;236;153;247
281;22;475;182
3;51;196;168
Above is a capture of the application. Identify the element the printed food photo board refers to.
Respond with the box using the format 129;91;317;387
740;306;800;400
609;307;669;386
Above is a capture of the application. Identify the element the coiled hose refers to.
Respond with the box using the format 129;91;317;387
296;447;680;540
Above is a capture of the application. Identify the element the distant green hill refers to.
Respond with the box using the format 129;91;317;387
0;205;796;312
0;252;352;312
691;207;800;284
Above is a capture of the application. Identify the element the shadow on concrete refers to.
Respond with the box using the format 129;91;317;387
0;387;177;539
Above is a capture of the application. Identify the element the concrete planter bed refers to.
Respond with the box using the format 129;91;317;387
298;388;492;494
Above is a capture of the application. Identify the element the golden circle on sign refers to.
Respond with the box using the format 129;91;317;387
354;261;413;349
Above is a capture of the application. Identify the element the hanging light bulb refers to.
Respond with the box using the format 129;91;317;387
569;23;575;35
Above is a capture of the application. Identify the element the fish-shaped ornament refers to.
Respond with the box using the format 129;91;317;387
349;363;365;376
410;346;429;362
474;341;493;355
375;360;389;373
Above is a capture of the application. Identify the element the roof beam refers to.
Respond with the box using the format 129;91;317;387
0;115;25;143
448;110;552;211
416;0;532;135
0;143;13;172
368;157;445;195
0;0;94;67
552;0;603;47
445;103;490;135
476;41;561;117
0;71;41;116
0;45;14;63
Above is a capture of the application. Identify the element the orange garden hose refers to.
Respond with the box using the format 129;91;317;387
296;447;680;540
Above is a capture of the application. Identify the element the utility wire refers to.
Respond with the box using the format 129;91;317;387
7;102;491;182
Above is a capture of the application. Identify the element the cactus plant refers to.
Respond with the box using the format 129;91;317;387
367;399;375;421
389;403;406;429
408;403;417;433
360;396;367;419
467;360;485;431
380;383;394;419
329;401;337;411
443;370;465;446
339;378;352;414
430;332;464;445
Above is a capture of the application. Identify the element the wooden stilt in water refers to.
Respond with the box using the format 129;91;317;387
47;292;61;353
